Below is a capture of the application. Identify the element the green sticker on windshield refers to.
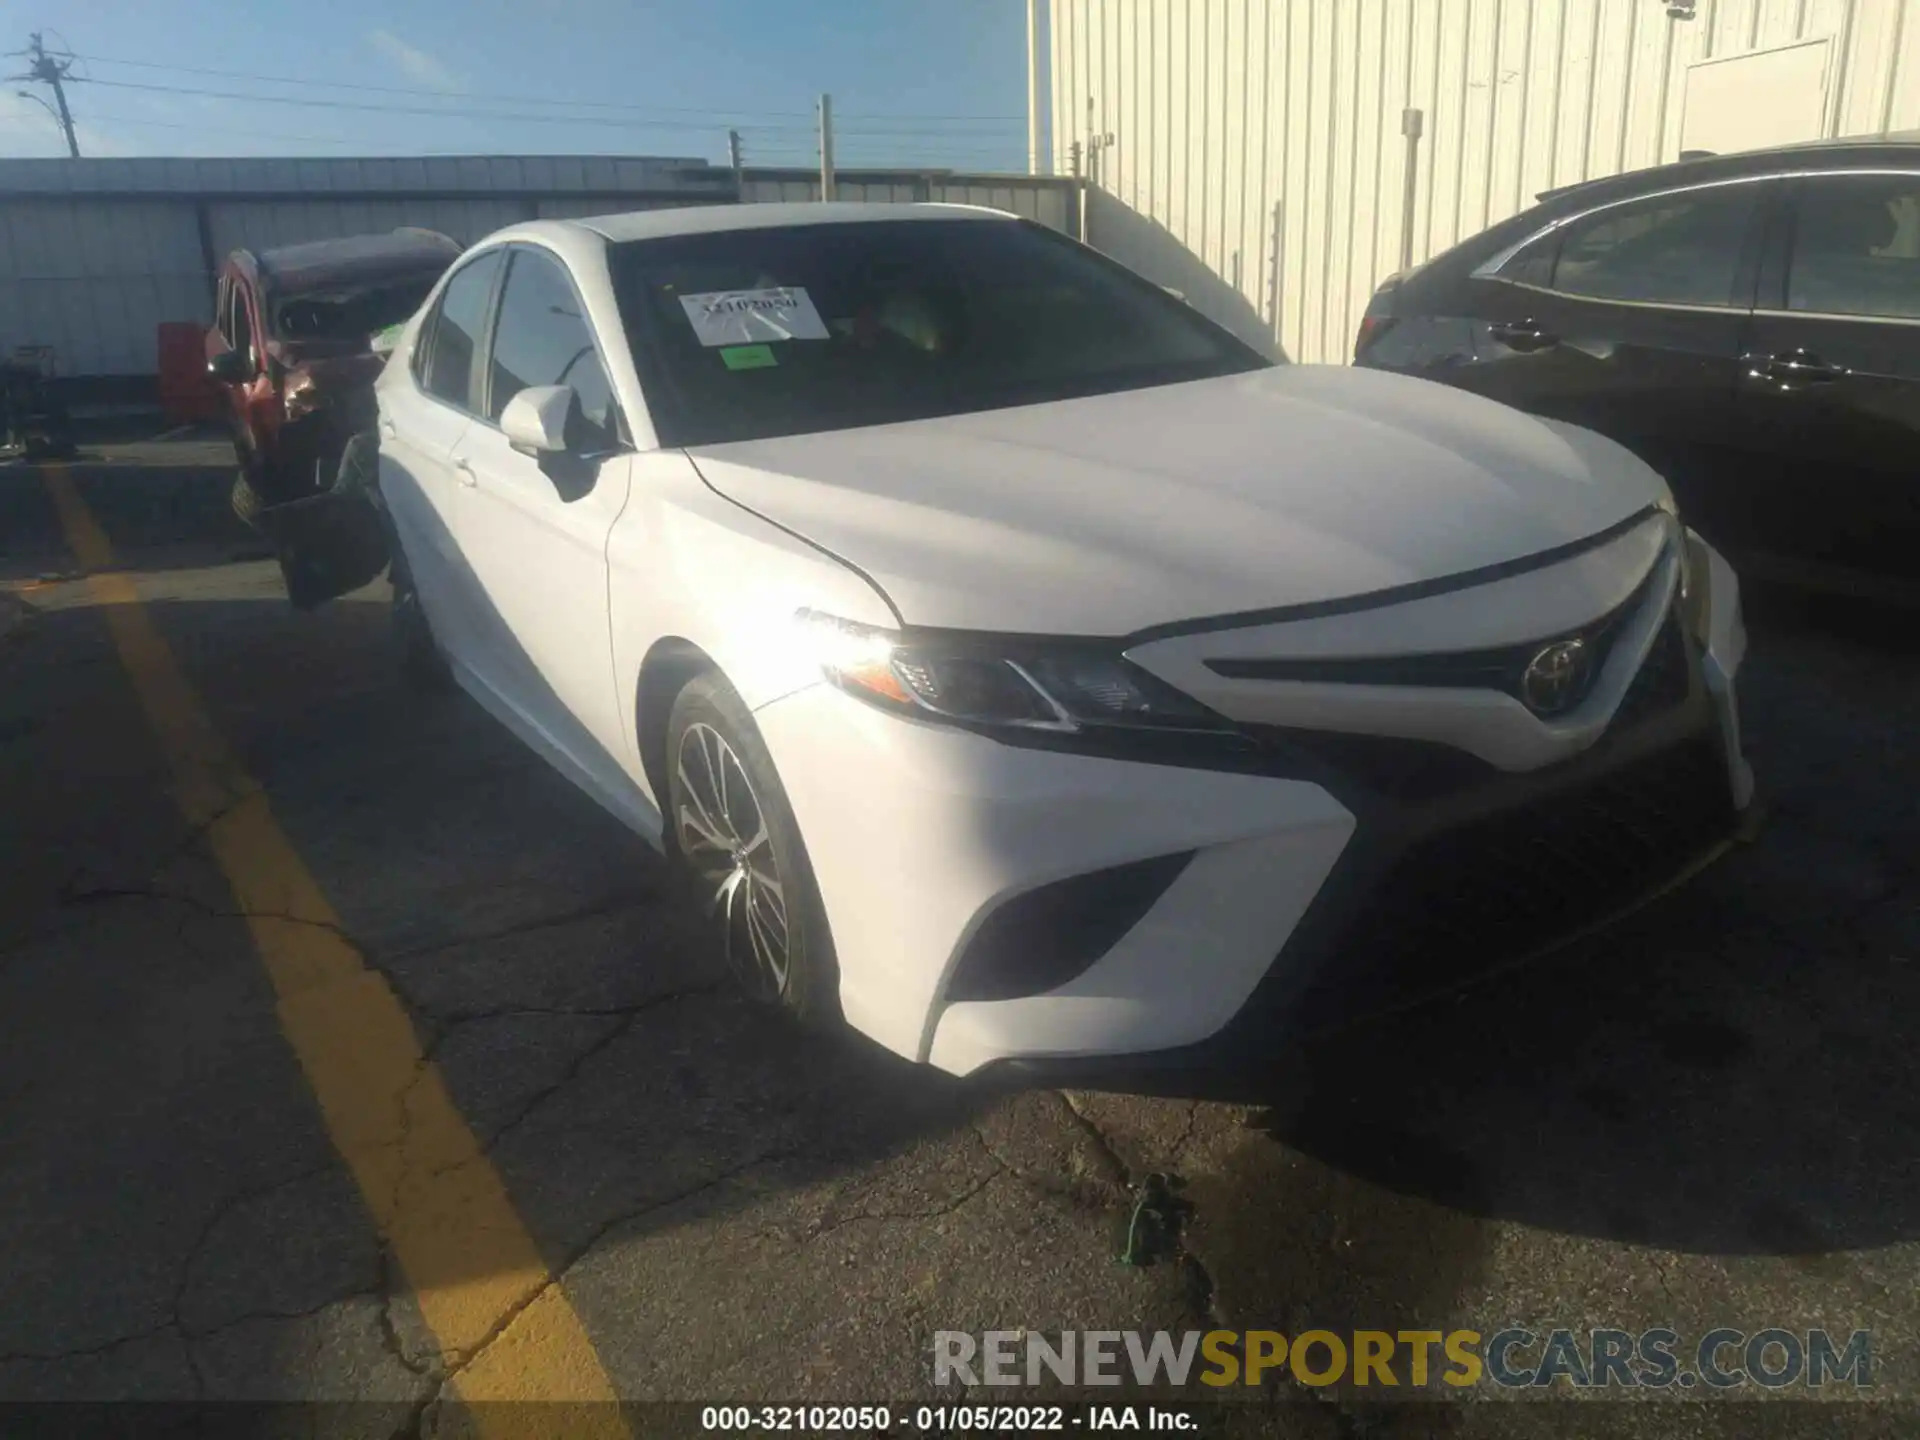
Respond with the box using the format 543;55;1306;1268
720;344;777;371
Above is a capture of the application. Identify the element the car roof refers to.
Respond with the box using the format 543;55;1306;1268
250;229;462;295
1534;135;1920;204
489;200;1016;250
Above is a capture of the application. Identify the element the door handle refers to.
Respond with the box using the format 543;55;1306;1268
1742;350;1843;386
1488;319;1557;351
379;419;396;438
453;457;477;487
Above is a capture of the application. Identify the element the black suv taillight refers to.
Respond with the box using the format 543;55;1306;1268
1354;314;1397;361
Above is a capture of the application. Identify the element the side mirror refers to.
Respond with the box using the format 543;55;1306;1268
501;384;574;456
207;349;249;384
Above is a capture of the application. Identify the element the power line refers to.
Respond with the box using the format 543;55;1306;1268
73;52;816;119
81;112;369;148
65;117;1012;169
838;112;1025;124
73;52;1027;125
71;76;771;131
69;77;1021;150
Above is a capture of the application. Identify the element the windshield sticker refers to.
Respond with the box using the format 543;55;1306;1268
678;287;829;347
719;344;778;371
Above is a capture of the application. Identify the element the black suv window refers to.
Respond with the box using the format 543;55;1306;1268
421;249;505;411
1518;183;1760;307
1787;173;1920;320
486;248;618;447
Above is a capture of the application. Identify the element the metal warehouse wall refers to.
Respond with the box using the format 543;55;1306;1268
1051;0;1920;364
0;155;1074;381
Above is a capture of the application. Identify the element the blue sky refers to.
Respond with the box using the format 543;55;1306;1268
0;0;1038;171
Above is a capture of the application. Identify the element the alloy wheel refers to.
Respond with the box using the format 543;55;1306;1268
674;721;791;999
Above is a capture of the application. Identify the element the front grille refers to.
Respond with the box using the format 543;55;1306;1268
1216;589;1693;804
1292;732;1734;1016
1206;567;1657;714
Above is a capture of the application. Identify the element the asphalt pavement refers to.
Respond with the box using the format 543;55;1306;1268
0;441;1915;1438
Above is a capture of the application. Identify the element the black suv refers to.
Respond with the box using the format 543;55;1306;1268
1355;138;1919;604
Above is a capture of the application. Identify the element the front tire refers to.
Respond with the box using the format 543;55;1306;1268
665;674;839;1026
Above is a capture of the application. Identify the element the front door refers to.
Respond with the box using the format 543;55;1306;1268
1730;170;1920;595
447;244;634;795
1445;178;1775;548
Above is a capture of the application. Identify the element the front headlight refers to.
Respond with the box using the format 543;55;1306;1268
797;611;1233;736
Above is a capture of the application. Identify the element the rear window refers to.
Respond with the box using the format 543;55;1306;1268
274;274;443;343
611;219;1269;447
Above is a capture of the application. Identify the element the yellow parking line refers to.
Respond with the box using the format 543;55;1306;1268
43;467;626;1432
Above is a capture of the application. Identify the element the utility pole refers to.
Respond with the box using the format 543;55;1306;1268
1399;108;1424;273
1068;140;1083;239
8;32;79;157
817;93;835;202
1026;0;1043;175
1267;199;1285;351
727;128;743;196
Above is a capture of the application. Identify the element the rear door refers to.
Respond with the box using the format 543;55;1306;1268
1730;169;1920;594
375;248;505;649
1437;178;1776;542
257;248;508;613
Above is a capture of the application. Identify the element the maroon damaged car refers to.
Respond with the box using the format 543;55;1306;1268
205;229;458;601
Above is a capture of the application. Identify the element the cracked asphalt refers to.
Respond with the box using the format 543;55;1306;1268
1;445;1916;1437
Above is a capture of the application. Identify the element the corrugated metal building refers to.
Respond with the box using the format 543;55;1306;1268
0;154;1075;383
1047;0;1920;363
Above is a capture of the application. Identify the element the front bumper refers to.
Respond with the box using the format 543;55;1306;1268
753;530;1753;1078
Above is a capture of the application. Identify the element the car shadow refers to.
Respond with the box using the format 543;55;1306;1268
1076;590;1920;1266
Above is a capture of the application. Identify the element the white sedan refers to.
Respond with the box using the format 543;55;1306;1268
289;201;1756;1078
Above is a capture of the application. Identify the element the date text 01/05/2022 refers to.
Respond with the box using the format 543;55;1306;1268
700;1403;1198;1431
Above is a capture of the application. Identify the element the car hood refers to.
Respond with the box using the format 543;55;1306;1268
686;364;1669;636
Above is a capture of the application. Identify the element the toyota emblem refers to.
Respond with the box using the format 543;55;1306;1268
1521;639;1594;716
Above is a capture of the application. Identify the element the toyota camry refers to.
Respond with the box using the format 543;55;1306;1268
286;201;1757;1078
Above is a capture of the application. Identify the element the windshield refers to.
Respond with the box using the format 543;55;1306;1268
612;218;1270;447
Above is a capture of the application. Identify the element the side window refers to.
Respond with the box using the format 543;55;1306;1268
1787;173;1920;320
1524;184;1760;307
421;249;506;411
215;275;232;344
487;248;619;449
